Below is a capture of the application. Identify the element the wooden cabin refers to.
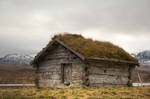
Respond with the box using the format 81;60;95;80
31;34;139;88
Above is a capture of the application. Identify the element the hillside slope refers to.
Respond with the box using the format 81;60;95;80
0;64;35;84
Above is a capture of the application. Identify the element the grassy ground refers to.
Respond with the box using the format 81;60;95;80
0;87;150;99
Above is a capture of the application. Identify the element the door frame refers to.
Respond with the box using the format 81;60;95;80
61;63;72;84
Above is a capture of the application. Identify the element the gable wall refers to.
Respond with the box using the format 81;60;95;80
37;43;86;88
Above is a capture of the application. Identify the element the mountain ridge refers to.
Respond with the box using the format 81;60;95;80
131;50;150;66
0;50;150;66
0;53;33;66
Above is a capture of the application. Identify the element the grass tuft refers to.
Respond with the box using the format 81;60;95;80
0;87;150;99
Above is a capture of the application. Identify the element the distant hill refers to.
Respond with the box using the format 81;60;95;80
131;50;150;66
0;64;35;84
0;53;33;66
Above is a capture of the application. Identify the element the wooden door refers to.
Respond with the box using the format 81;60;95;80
61;63;72;85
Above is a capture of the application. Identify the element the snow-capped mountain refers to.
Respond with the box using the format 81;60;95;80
0;53;34;66
132;50;150;66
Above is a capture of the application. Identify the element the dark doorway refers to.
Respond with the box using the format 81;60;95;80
61;63;72;86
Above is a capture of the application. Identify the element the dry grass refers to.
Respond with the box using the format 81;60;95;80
0;87;150;99
0;64;36;84
53;33;138;62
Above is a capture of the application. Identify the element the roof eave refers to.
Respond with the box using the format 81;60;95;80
30;38;85;66
86;57;139;66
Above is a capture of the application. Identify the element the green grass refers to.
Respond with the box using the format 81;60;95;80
53;33;138;62
0;87;150;99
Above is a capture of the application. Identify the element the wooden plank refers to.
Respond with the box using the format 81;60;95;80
137;72;143;85
88;66;129;76
88;74;128;85
132;83;150;86
89;83;127;87
55;39;85;60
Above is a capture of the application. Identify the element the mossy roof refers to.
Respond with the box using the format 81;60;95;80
53;33;138;63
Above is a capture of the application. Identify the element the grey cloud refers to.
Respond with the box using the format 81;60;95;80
0;0;150;56
1;0;150;33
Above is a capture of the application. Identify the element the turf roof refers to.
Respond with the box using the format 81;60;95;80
53;33;138;62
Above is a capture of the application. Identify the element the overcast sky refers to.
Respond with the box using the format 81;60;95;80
0;0;150;57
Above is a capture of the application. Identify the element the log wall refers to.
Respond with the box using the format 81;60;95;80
87;65;131;87
37;43;85;88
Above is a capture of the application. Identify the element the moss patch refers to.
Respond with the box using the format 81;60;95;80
53;33;138;62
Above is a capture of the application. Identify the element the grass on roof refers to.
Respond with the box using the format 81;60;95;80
53;33;138;62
